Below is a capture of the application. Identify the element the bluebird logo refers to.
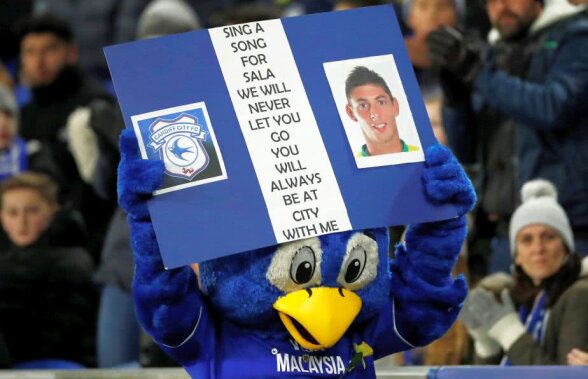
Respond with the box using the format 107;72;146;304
148;113;210;180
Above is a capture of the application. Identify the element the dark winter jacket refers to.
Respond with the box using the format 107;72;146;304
0;210;98;367
477;259;588;365
19;66;116;258
19;66;110;192
444;5;588;232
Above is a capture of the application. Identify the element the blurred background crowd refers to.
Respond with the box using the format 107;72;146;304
0;0;587;371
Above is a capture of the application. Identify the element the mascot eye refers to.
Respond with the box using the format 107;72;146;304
266;237;322;293
290;247;316;284
343;247;366;283
337;232;379;291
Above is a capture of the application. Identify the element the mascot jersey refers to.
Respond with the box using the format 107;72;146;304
169;297;409;378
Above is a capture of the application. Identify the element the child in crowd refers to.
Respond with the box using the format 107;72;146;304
0;173;97;368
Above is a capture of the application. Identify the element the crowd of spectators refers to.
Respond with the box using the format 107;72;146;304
0;0;586;371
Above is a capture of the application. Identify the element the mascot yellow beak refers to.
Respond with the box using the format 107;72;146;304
273;287;362;350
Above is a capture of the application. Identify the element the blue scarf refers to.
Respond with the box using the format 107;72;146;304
0;138;28;181
501;291;548;366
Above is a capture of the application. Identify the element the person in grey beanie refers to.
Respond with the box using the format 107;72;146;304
136;0;201;40
459;179;588;365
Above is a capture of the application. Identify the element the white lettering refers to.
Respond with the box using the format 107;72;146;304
290;354;301;372
336;356;346;374
324;356;334;374
315;356;324;373
308;356;319;373
298;356;309;373
276;353;289;372
274;352;345;374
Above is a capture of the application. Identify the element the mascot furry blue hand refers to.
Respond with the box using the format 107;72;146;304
118;128;476;378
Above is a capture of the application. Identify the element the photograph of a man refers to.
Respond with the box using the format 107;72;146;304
324;54;424;169
345;66;419;157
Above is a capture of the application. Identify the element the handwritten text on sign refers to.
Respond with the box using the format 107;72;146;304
210;20;351;243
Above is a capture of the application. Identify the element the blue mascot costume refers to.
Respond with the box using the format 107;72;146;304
118;127;476;378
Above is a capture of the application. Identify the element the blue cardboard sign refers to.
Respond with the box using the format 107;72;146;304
105;5;456;269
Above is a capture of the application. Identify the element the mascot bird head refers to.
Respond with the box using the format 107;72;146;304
197;228;390;350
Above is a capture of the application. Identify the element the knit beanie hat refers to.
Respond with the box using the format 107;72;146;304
0;84;18;119
402;0;466;24
136;0;201;40
509;179;574;256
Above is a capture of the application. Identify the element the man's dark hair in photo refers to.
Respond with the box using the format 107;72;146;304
345;66;394;101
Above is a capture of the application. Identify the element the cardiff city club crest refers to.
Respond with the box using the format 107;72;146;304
131;102;227;194
148;113;210;180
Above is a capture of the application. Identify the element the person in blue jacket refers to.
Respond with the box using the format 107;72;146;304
428;0;588;266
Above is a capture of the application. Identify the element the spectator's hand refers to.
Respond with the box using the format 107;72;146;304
460;288;516;332
461;288;527;351
568;348;588;365
427;26;482;83
468;327;502;358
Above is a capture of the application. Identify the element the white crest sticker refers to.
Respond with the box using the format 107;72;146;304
131;102;227;195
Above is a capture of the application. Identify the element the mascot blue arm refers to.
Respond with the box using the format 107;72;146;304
389;145;474;347
118;129;203;362
119;128;476;377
